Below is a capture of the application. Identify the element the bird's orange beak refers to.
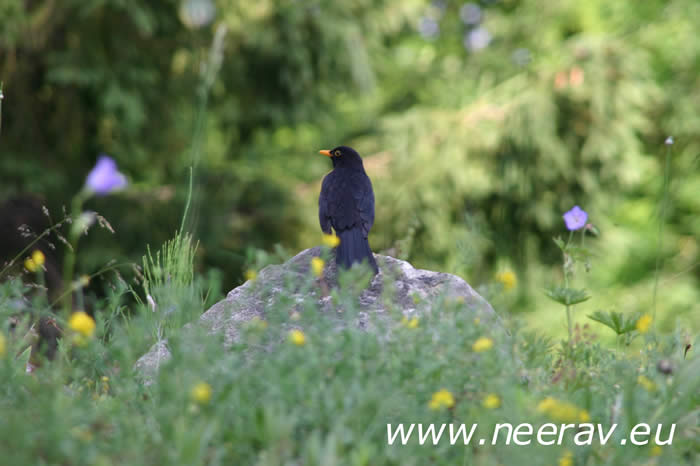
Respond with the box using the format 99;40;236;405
319;149;332;157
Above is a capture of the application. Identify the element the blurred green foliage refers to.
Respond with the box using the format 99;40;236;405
1;0;698;329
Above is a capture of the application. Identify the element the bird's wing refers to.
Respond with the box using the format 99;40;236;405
351;172;375;238
318;173;333;234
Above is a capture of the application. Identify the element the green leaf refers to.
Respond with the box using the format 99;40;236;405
552;237;595;262
553;236;566;251
587;310;638;335
544;286;591;306
17;345;32;369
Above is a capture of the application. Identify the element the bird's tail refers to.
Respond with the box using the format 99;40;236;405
336;228;378;275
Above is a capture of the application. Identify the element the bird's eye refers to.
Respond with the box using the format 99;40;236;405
333;150;341;157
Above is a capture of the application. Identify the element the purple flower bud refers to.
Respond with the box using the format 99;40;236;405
460;3;482;25
418;17;440;39
464;27;491;52
85;154;127;196
563;205;588;231
179;0;216;29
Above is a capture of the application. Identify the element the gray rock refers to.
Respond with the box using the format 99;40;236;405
134;247;501;382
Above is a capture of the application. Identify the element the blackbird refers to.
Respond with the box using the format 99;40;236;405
318;146;379;275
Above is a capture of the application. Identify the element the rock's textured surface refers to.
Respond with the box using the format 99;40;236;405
135;248;501;381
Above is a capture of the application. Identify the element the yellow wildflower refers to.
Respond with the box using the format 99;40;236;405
322;233;340;248
495;270;517;291
191;382;212;404
650;445;662;456
101;376;109;394
32;250;45;266
537;398;557;413
401;317;419;329
311;257;325;277
472;336;494;352
24;258;37;272
637;375;656;392
636;314;652;333
473;317;480;325
24;250;45;272
482;393;501;409
0;332;6;357
244;269;257;282
289;329;306;346
68;311;95;338
428;389;455;410
537;397;590;423
558;450;573;466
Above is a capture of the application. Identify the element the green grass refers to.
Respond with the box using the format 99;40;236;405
0;258;697;465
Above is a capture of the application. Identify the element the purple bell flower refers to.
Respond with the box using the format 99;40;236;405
85;154;127;196
563;205;588;231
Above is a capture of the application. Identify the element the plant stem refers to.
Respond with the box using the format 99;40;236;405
565;264;572;342
0;81;4;136
180;166;194;235
61;191;88;314
180;24;227;235
564;230;574;343
652;143;672;333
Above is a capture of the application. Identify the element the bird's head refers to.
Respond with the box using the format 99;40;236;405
319;146;364;169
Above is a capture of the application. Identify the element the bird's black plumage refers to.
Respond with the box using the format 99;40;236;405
318;146;378;274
